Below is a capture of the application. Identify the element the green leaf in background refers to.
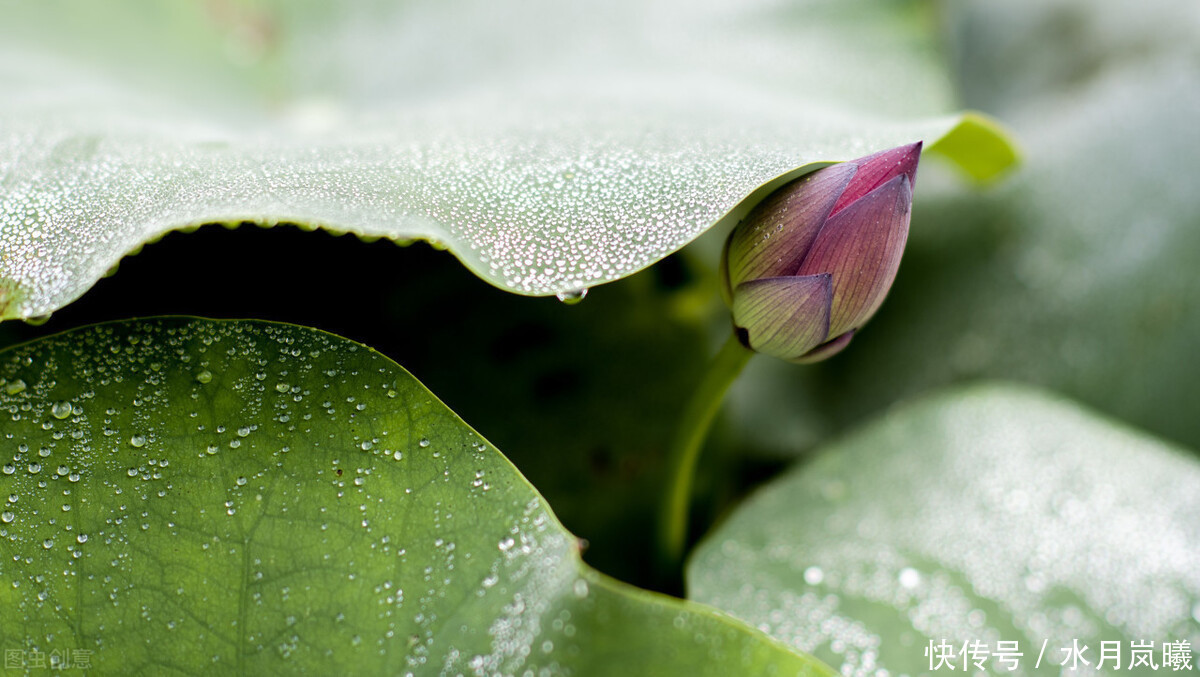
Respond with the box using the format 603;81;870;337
725;0;1200;455
0;318;830;675
0;0;1016;321
689;384;1200;676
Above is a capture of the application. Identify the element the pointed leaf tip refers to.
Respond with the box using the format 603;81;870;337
830;142;921;217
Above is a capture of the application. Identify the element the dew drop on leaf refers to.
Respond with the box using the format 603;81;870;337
555;288;589;305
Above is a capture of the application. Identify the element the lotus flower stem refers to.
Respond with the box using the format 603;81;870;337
658;332;752;568
658;142;921;573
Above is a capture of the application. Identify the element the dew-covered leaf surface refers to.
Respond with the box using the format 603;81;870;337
0;318;830;675
0;0;1016;321
689;384;1200;677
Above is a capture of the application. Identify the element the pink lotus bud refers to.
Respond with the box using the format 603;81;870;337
720;142;920;362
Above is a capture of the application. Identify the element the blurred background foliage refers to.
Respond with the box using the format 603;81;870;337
3;0;1198;590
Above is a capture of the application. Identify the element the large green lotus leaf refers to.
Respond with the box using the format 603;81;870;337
689;384;1200;676
723;0;1200;455
0;318;830;675
0;0;1015;321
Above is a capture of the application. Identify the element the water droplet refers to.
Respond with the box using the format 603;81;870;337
237;426;251;438
42;538;54;549
76;534;88;544
206;445;219;455
898;567;921;589
2;464;14;475
50;401;73;419
275;383;289;393
360;441;373;451
555;288;588;304
573;579;589;598
195;370;213;384
130;434;146;448
4;379;27;395
803;566;824;585
418;438;430;448
0;511;13;523
236;477;247;487
127;468;139;477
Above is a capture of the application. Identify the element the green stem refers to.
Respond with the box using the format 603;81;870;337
658;332;752;569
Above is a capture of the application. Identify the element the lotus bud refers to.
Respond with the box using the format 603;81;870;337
720;142;920;363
